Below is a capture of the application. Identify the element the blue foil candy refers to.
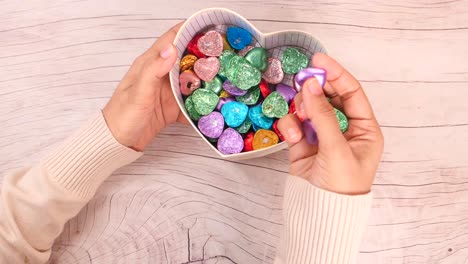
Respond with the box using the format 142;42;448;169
248;104;273;129
221;101;249;128
226;27;252;50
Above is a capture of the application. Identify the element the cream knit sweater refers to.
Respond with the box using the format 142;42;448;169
0;113;372;264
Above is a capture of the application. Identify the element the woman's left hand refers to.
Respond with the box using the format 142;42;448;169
103;23;187;151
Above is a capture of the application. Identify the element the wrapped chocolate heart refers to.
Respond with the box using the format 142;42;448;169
170;8;340;160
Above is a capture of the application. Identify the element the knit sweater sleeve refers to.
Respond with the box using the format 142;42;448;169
0;112;372;264
274;176;373;264
0;113;142;264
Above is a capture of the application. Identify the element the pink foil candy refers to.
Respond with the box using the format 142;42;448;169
194;57;220;82
179;70;201;96
262;58;284;84
238;45;255;56
197;30;224;57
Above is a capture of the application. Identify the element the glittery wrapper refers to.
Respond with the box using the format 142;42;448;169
258;79;271;98
221;34;234;51
197;30;224;57
226;27;252;50
229;56;261;90
222;80;247;96
187;34;206;58
192;89;219;116
204;76;223;95
262;58;284;84
262;91;289;118
248;104;273;129
235;86;260;105
235;117;252;134
218;50;236;78
216;97;234;111
198;111;225;138
335;108;349;133
194;57;220;82
179;70;201;96
243;132;254;152
238;45;255;57
281;47;309;74
275;83;297;103
303;120;318;145
217;128;244;154
272;120;284;141
253;129;279;150
219;90;230;98
244;47;267;72
221;101;249;128
184;95;202;121
180;54;198;72
294;67;327;92
252;123;260;131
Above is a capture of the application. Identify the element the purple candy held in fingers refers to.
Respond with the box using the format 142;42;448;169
217;128;244;154
302;120;318;145
275;83;297;103
222;80;248;96
294;67;327;92
198;112;225;139
216;97;235;111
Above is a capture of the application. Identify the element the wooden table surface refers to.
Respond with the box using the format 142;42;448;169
1;0;467;263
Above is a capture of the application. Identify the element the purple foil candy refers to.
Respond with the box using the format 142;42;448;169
216;97;235;111
294;67;327;92
275;84;297;103
302;120;318;145
217;128;244;154
198;112;225;139
222;80;248;96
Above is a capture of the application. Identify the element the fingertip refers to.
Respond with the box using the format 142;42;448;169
160;43;177;60
278;114;303;145
303;78;323;96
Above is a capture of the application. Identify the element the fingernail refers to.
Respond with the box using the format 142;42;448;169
160;44;173;59
306;78;323;96
288;128;300;142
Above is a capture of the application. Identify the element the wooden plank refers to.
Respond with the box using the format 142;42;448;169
0;0;467;263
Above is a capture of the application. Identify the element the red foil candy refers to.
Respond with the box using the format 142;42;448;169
289;100;296;114
243;132;254;152
259;79;271;98
187;34;206;58
289;100;306;122
272;120;284;141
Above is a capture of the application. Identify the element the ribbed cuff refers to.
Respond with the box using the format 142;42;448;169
44;112;142;199
276;176;373;264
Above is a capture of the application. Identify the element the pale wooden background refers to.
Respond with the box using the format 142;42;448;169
1;0;467;263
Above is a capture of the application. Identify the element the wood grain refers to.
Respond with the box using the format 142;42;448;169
0;0;467;263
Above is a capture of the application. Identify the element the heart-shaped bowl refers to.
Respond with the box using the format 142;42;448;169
170;8;327;160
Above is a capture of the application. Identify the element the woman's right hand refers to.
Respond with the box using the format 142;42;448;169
277;53;384;195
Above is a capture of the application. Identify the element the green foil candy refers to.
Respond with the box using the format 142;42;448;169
236;118;252;133
235;86;260;105
192;89;219;116
244;47;267;72
218;50;236;79
335;108;349;132
281;47;309;74
262;91;289;118
204;76;223;95
225;55;261;90
185;95;202;121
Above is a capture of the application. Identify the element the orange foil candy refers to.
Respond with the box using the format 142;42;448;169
253;129;279;150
